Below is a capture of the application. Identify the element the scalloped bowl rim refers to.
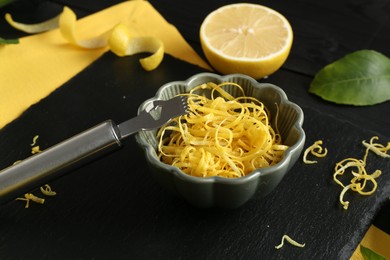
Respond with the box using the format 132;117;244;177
135;73;305;185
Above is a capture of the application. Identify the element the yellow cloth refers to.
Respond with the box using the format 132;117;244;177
351;225;390;259
0;0;210;129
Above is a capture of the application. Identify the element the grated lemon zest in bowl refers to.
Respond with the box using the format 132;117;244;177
275;235;305;249
5;7;164;71
303;140;327;164
333;136;388;210
157;82;289;178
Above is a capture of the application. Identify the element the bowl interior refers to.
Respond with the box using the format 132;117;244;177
137;73;304;158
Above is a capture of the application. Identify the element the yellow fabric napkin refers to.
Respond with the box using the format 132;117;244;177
351;225;390;259
0;0;210;129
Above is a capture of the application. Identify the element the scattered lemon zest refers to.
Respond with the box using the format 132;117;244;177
275;235;305;249
362;136;390;159
333;136;387;210
40;184;57;196
31;135;39;146
157;82;288;178
16;193;45;208
303;140;327;164
5;6;164;71
31;146;42;154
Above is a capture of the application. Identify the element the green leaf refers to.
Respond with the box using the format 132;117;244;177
0;37;19;45
0;0;15;8
360;245;387;260
309;50;390;105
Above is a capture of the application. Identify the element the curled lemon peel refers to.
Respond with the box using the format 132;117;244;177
157;82;289;178
333;136;387;210
40;184;57;196
303;140;327;164
108;23;164;71
275;235;305;249
5;13;60;33
5;7;164;71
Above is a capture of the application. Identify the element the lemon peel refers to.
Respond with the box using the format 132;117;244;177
108;23;164;71
5;6;164;71
16;193;45;208
59;6;110;49
5;12;60;33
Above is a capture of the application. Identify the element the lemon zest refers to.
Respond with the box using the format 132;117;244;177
31;135;39;146
31;146;42;154
16;193;45;208
303;140;327;164
275;235;305;249
40;184;57;196
157;82;289;178
5;7;164;71
333;136;387;210
5;13;60;33
362;136;390;159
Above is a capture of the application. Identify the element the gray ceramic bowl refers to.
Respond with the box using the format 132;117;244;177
135;73;305;208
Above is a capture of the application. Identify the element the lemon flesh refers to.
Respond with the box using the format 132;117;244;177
200;3;293;79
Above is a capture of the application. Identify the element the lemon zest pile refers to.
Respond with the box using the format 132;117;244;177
275;235;305;249
16;193;45;208
333;136;388;210
303;140;327;164
5;7;164;71
40;184;57;196
157;82;289;178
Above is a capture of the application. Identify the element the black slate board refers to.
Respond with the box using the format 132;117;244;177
0;53;389;259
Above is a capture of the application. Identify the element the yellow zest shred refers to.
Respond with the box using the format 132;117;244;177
5;7;164;71
157;82;289;178
30;135;39;146
16;193;45;208
31;145;42;154
333;136;387;210
40;184;57;196
303;140;327;164
362;136;390;159
275;235;305;249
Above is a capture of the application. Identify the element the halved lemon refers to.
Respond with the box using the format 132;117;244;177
200;3;293;79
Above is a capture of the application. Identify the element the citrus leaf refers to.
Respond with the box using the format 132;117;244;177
0;37;19;44
360;245;387;260
309;50;390;105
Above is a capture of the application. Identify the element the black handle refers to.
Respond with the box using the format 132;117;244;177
0;120;122;205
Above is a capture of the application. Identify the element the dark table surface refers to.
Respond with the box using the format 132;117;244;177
0;0;389;259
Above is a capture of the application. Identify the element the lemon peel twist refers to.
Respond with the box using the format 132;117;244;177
5;6;164;71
